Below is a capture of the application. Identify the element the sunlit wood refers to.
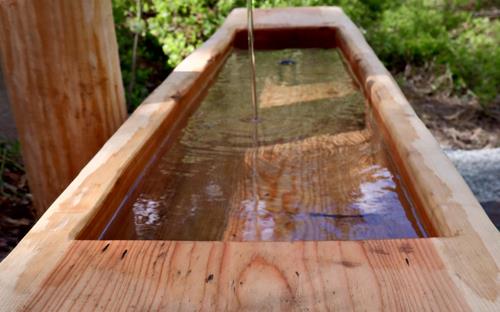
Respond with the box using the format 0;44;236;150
0;0;127;215
260;80;356;108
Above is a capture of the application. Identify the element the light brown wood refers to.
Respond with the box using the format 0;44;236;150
0;0;127;215
259;80;357;108
26;239;470;311
0;7;498;311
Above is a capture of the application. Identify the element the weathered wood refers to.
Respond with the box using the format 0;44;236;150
0;0;126;215
0;7;498;311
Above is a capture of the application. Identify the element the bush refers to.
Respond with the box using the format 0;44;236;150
113;0;168;110
447;17;500;105
147;0;233;68
368;3;450;69
368;1;499;108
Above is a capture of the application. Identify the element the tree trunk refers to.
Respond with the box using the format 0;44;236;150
0;0;127;216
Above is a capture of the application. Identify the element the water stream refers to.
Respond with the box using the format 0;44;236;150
247;0;262;244
247;0;258;122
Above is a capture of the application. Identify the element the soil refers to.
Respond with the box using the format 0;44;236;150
0;160;35;261
403;85;500;149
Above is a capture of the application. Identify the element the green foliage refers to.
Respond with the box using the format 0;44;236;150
148;1;227;67
113;0;168;110
112;0;499;109
368;3;450;68
0;139;23;194
367;1;499;106
448;17;500;105
146;0;378;68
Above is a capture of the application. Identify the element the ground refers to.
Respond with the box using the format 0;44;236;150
399;65;500;150
406;86;500;149
0;166;34;260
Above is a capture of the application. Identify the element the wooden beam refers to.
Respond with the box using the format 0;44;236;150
0;0;126;215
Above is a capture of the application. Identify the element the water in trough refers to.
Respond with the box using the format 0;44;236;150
100;48;431;241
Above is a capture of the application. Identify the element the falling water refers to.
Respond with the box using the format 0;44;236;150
247;0;260;234
247;0;258;122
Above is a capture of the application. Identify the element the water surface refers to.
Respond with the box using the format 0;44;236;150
101;49;428;240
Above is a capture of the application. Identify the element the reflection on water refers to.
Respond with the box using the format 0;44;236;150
101;49;428;241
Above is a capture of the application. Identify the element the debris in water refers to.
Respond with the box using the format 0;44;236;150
279;59;296;65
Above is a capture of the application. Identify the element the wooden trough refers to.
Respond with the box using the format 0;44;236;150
1;7;499;311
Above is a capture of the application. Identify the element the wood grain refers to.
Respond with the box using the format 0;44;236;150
0;0;126;215
26;239;470;311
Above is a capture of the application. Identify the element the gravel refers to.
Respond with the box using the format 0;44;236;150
444;148;500;228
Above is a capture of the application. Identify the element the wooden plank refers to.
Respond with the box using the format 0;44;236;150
0;0;127;215
26;239;470;311
0;7;498;311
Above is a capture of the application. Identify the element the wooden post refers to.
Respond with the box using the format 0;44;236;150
0;0;127;216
